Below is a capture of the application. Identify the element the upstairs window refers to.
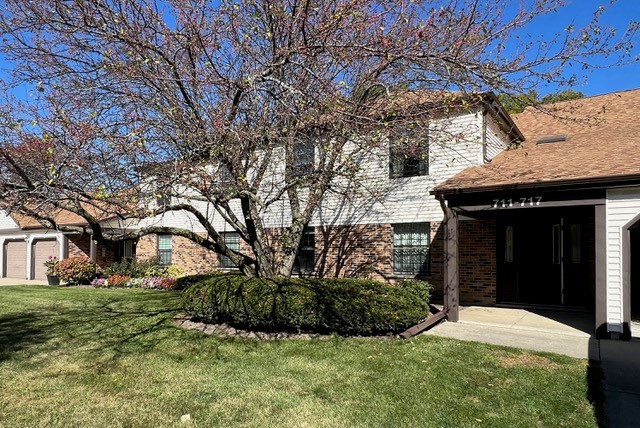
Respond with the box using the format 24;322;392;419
389;131;429;178
293;141;315;176
157;235;172;265
293;227;315;276
219;232;240;269
393;223;430;275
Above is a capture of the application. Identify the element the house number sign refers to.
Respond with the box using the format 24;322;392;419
491;196;542;209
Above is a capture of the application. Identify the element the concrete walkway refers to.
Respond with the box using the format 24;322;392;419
423;306;596;359
598;338;640;427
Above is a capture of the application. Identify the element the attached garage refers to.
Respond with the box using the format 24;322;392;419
32;239;59;280
4;240;27;279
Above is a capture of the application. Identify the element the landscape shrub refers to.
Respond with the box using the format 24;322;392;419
181;273;431;336
104;258;165;278
175;272;220;290
56;257;98;284
398;279;431;304
165;265;185;279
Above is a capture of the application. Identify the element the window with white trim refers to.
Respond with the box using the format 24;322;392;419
293;141;315;176
393;223;430;275
157;235;172;265
219;232;240;269
389;130;429;178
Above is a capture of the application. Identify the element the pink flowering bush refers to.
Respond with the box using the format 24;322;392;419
140;277;177;290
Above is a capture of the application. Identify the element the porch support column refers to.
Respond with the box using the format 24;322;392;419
443;205;460;322
595;204;608;339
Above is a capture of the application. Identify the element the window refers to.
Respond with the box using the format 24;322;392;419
219;232;240;269
504;225;514;263
389;132;428;178
293;227;315;276
121;239;135;260
293;141;315;176
393;223;430;275
158;235;172;265
570;224;581;264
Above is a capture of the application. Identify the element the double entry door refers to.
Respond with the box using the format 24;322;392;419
498;211;590;307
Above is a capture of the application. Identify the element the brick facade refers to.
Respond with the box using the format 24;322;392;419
122;221;499;306
315;224;394;281
458;219;497;305
67;233;116;269
135;234;252;275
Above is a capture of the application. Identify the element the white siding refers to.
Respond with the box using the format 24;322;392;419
606;187;640;331
137;108;503;232
484;114;510;161
311;109;485;226
0;210;19;231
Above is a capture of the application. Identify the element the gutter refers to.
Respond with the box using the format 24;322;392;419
432;173;640;197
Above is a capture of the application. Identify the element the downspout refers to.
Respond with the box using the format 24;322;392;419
482;108;489;163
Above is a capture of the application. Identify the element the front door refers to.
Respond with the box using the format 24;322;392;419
498;210;590;307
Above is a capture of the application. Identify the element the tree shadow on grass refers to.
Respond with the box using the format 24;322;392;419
0;293;185;364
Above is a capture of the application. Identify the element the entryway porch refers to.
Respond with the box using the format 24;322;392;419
425;305;596;359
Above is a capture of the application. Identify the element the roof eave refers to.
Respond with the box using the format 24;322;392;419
432;173;640;196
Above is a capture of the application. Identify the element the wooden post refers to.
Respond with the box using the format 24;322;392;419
443;204;460;322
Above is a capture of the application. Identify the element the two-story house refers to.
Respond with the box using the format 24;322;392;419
127;92;521;295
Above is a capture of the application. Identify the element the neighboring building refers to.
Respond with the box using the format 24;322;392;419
433;88;640;339
0;209;119;280
130;92;522;286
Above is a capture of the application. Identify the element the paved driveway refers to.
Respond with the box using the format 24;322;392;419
0;278;48;286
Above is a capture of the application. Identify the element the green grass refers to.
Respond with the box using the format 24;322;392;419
0;286;597;428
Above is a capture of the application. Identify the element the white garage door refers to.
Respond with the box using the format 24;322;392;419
33;240;60;281
5;241;27;279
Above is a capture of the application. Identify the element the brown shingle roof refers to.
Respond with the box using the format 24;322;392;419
434;88;640;194
7;203;121;229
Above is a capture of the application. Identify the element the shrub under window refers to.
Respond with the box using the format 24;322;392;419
181;273;431;336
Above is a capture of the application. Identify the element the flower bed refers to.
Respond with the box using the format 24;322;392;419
90;258;183;291
91;275;178;290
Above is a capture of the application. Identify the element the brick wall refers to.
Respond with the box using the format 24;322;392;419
135;234;251;275
67;234;90;258
458;219;497;305
130;224;453;295
315;224;393;281
66;233;116;269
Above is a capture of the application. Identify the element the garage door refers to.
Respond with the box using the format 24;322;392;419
33;240;59;281
5;241;27;279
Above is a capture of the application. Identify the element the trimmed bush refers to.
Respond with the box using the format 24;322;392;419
57;257;98;284
181;273;431;336
104;258;165;278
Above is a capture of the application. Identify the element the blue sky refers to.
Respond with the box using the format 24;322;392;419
1;0;638;99
524;0;640;96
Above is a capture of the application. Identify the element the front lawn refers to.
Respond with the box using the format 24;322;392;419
0;286;597;427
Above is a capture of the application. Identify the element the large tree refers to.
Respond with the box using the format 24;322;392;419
0;0;636;277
